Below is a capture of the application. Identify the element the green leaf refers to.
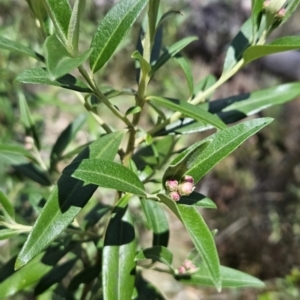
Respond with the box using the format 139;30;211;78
156;10;182;31
133;136;175;170
182;118;273;183
34;258;77;295
135;246;173;270
0;190;15;221
174;55;194;98
90;0;148;73
43;0;72;46
0;229;22;240
103;203;136;300
15;131;123;269
18;92;41;150
0;143;38;165
150;36;198;77
243;36;300;65
177;265;265;288
251;0;264;37
50;114;87;168
194;74;217;97
132;50;151;75
63;159;146;197
125;106;142;116
15;67;92;92
148;96;226;130
215;82;300;118
44;35;92;80
13;163;52;186
0;245;72;298
140;198;169;247
179;192;217;209
67;0;86;54
0;36;43;61
222;18;252;74
158;194;221;291
163;139;211;184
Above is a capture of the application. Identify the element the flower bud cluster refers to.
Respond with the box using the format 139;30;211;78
165;175;195;201
177;259;197;275
263;0;286;18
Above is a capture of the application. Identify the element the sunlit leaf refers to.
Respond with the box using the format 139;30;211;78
103;199;136;300
90;0;148;73
63;159;146;197
158;194;221;291
15;67;92;92
0;36;43;61
15;131;123;269
177;264;265;288
148;96;226;130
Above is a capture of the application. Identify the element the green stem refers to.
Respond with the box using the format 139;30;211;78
78;66;134;129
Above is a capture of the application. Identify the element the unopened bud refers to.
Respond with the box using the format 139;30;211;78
182;175;194;184
276;7;286;18
178;266;186;274
178;181;194;196
169;191;180;201
263;0;286;14
165;179;178;192
183;260;196;271
24;136;34;150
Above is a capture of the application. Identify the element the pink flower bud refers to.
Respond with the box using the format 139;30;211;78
178;182;194;196
165;179;178;192
263;0;270;8
169;191;180;201
177;266;186;274
276;7;286;18
183;260;196;271
182;175;194;184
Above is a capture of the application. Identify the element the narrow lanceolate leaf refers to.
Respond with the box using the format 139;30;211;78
222;18;252;74
0;190;15;221
18;92;41;150
135;246;173;270
50;114;87;168
148;96;226;130
15;131;124;269
63;159;146;197
174;55;194;98
90;0;148;73
182;118;273;183
43;0;72;46
0;246;71;298
0;36;43;61
179;192;217;209
149;36;198;77
0;144;38;165
103;204;136;300
243;36;300;65
0;229;22;240
177;265;265;288
251;0;264;36
67;0;86;54
140;198;169;247
211;82;300;117
15;67;92;92
158;194;221;291
44;35;92;80
163;140;211;184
